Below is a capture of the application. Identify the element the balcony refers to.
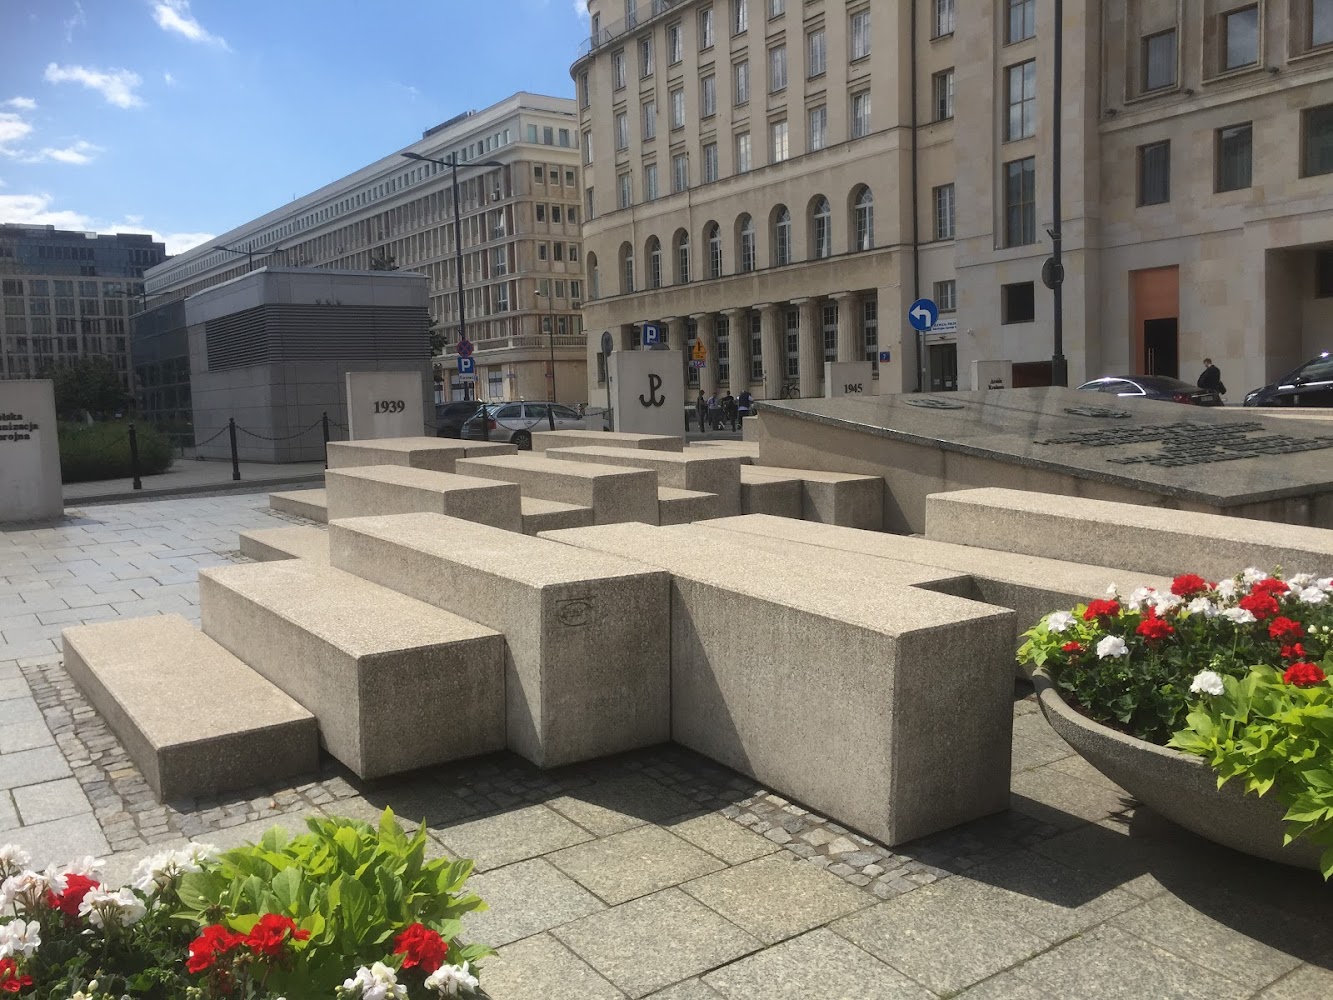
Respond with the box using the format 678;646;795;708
575;0;688;60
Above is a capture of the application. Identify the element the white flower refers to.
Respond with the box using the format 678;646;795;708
425;961;480;997
1215;579;1237;600
1045;610;1075;634
1189;670;1226;697
1288;573;1316;589
42;865;68;898
64;856;106;879
79;887;146;928
1105;583;1119;597
1;870;57;913
1221;606;1257;625
1149;592;1182;614
131;843;213;895
344;963;407;1000
1297;586;1328;606
0;917;41;959
1317;577;1333;593
1126;586;1155;611
0;845;29;874
1096;635;1129;659
1242;567;1269;586
1186;596;1218;618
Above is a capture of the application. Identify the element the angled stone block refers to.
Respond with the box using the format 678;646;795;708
269;488;327;523
521;497;595;535
238;525;329;564
456;453;659;525
658;488;723;525
532;429;684;452
747;465;884;530
740;466;802;518
326;437;515;474
546;446;742;516
688;440;760;464
325;465;522;531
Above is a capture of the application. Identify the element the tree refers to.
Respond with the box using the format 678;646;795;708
369;250;399;271
40;356;130;418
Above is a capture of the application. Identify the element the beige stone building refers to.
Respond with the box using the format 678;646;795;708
572;0;1333;402
145;93;591;405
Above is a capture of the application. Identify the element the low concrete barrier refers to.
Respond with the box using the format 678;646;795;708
531;430;684;452
326;438;515;474
547;446;742;516
740;467;802;518
746;466;884;530
269;488;327;523
325;466;522;531
521;497;595;535
238;525;329;564
658;487;723;525
456;454;659;525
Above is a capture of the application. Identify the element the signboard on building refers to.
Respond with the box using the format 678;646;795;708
0;380;62;524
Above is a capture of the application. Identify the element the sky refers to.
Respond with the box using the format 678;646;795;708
0;0;591;254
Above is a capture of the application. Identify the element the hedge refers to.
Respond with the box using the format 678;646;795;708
58;421;175;483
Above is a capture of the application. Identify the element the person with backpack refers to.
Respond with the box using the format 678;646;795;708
1198;358;1226;398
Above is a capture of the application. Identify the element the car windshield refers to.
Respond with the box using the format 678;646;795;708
1293;354;1333;383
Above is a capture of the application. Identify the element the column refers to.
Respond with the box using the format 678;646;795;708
692;312;718;397
794;298;820;398
834;291;861;364
664;316;688;392
757;302;783;399
722;307;746;392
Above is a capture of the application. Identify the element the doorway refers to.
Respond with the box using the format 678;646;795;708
928;343;958;391
1131;266;1180;375
1143;318;1179;378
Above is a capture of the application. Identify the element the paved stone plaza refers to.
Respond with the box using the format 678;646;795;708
1;492;1331;999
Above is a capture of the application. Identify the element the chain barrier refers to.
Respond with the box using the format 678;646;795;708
234;418;326;442
193;424;230;447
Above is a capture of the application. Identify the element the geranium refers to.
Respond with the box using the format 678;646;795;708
0;847;28;879
1283;662;1327;687
1222;606;1257;625
1083;599;1120;621
78;887;146;929
1216;578;1238;599
47;872;99;920
1126;586;1155;611
245;913;310;958
1242;567;1269;585
1281;643;1307;661
394;923;448;973
132;843;216;895
1186;596;1219;617
1269;617;1304;641
1;870;63;913
0;919;39;960
1189;671;1226;697
1238;592;1280;621
0;957;32;994
186;924;246;974
424;961;480;997
343;961;408;1000
1250;577;1290;598
1297;586;1328;606
1060;641;1084;655
1045;610;1075;633
1171;573;1210;598
64;856;105;878
1136;609;1174;641
1096;635;1128;659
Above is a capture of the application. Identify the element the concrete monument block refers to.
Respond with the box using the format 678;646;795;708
325;465;522;531
329;513;671;767
926;487;1333;581
546;446;742;516
0;380;62;524
239;525;330;564
539;521;1014;845
455;453;659;525
532;430;684;453
610;349;686;437
521;497;596;535
327;437;516;474
658;488;723;525
689;440;760;464
747;466;884;530
824;361;875;399
269;488;327;523
199;560;505;779
345;371;428;440
62;615;318;800
739;468;803;518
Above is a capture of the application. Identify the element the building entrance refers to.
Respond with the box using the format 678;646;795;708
928;343;958;392
1143;318;1179;378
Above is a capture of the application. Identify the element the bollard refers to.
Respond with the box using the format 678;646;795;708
229;417;240;481
128;422;143;490
322;411;331;470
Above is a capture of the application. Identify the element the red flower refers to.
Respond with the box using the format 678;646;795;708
1135;609;1175;641
187;924;247;974
244;913;309;959
1250;577;1290;598
394;922;449;973
1170;574;1211;598
1283;662;1328;687
1238;592;1280;621
1061;641;1085;655
47;872;100;920
1268;617;1305;641
1083;599;1121;621
0;959;34;994
1281;643;1307;662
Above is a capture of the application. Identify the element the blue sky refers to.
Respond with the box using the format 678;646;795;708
0;0;590;254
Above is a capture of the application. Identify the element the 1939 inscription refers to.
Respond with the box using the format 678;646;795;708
0;411;37;443
373;400;406;414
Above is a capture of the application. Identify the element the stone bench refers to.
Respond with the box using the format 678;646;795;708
455;454;659;525
658;487;723;525
925;487;1333;581
521;497;595;535
747;466;884;530
329;513;670;767
270;488;327;523
326;437;515;474
539;521;1013;846
739;466;802;518
687;441;759;464
199;560;504;779
532;429;684;452
62;615;318;800
239;525;330;564
325;466;522;531
546;446;742;516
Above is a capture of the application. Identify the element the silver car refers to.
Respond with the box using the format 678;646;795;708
461;401;589;449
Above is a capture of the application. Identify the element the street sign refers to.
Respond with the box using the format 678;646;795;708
691;341;707;361
690;360;705;369
932;318;959;335
878;351;892;363
642;323;663;347
456;338;474;358
600;331;614;357
457;356;476;376
459;373;476;382
907;298;939;332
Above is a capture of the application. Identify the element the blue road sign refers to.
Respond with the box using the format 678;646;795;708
690;360;705;369
457;356;476;376
456;338;474;358
907;299;939;333
642;323;663;347
879;350;892;363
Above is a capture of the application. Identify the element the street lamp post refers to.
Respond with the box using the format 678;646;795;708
402;150;505;442
1047;0;1069;387
536;288;558;430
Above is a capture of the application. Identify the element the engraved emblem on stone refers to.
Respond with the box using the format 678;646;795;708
1063;405;1132;419
556;598;596;627
905;397;965;410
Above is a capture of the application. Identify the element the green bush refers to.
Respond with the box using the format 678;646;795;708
58;420;174;483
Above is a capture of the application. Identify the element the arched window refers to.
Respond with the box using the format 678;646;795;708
648;236;663;289
588;252;600;299
674;229;690;283
853;187;874;251
811;196;832;260
706;222;722;278
772;206;792;266
738;214;756;273
619;242;635;294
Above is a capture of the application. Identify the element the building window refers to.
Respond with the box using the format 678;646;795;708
809;105;828;151
677;231;691;282
583;130;593;163
933;183;955;240
933;0;955;37
1304;104;1333;176
736;131;752;171
822;303;838;362
771;119;790;162
854;188;874;251
702;75;717;117
851;91;872;138
703;141;719;182
537;203;547;222
700;6;715;48
735;60;751;104
1006;0;1035;44
687;320;700;386
1143;29;1177;92
579;72;590;108
1138;140;1171;205
785;308;800;378
850;8;871;60
707;222;723;278
750;311;764;382
668;21;683;63
671;88;686;129
1223;5;1259;70
539;243;549;262
732;0;748;35
933;68;954;121
739;214;757;272
643;99;657;140
618;171;633;209
613;50;627;89
552;205;563;223
649;237;663;288
621;244;635;293
1003;157;1036;246
717;315;731;384
645;163;660;201
807;28;826;78
1315;0;1333;48
769;0;785;16
1002;281;1035;324
863;299;879;369
773;206;792;265
1316;249;1333;297
1216;123;1253;191
615;111;630;150
673;152;690;192
769;44;787;92
935;279;957;312
1005;61;1036;140
586;187;595;219
812;196;832;259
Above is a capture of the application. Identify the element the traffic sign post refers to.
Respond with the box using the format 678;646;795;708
457;356;476;376
907;298;939;333
642;323;663;347
456;338;474;358
691;341;707;362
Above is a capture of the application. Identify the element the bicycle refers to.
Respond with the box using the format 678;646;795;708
781;380;802;399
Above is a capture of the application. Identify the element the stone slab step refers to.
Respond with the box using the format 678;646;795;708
658;487;723;525
199;560;505;779
521;497;595;535
739;467;802;518
687;441;760;464
746;465;883;530
532;430;683;452
239;525;330;564
326;437;515;474
547;446;742;515
455;453;659;525
325;465;522;531
270;488;327;524
329;513;670;767
62;615;318;801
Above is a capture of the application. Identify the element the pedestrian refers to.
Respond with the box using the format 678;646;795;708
695;390;708;433
722;391;738;431
707;392;721;430
1197;358;1226;396
738;388;753;420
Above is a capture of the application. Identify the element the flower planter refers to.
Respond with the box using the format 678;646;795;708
1030;665;1322;871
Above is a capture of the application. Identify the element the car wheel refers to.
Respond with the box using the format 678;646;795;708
513;431;532;451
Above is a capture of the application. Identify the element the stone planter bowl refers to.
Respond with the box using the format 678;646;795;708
1030;666;1322;872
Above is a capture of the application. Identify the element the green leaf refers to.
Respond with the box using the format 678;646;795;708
271;866;305;915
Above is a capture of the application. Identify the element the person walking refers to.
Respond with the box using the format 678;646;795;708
722;391;738;431
695;390;708;433
738;388;753;420
706;392;721;430
1198;358;1226;397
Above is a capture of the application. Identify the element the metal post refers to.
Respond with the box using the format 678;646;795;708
228;417;240;481
1049;0;1069;387
546;295;557;430
127;422;142;491
322;410;330;469
451;156;488;442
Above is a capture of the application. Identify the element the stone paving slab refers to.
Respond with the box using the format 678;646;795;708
548;825;725;906
464;858;606;948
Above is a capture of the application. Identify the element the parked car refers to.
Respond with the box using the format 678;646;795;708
461;401;588;449
1075;375;1223;406
435;401;484;438
1243;352;1333;407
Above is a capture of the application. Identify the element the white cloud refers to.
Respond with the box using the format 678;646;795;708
163;71;176;85
0;192;213;255
573;0;588;19
151;0;229;49
0;113;35;154
25;140;103;165
44;63;145;109
64;1;87;42
3;97;37;111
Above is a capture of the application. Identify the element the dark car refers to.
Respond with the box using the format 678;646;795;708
1076;376;1223;406
435;401;484;438
1243;353;1333;408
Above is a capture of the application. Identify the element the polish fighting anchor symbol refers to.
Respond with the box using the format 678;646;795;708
639;373;665;408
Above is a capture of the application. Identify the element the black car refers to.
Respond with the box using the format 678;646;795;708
1243;353;1333;407
435;401;484;438
1076;376;1223;406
